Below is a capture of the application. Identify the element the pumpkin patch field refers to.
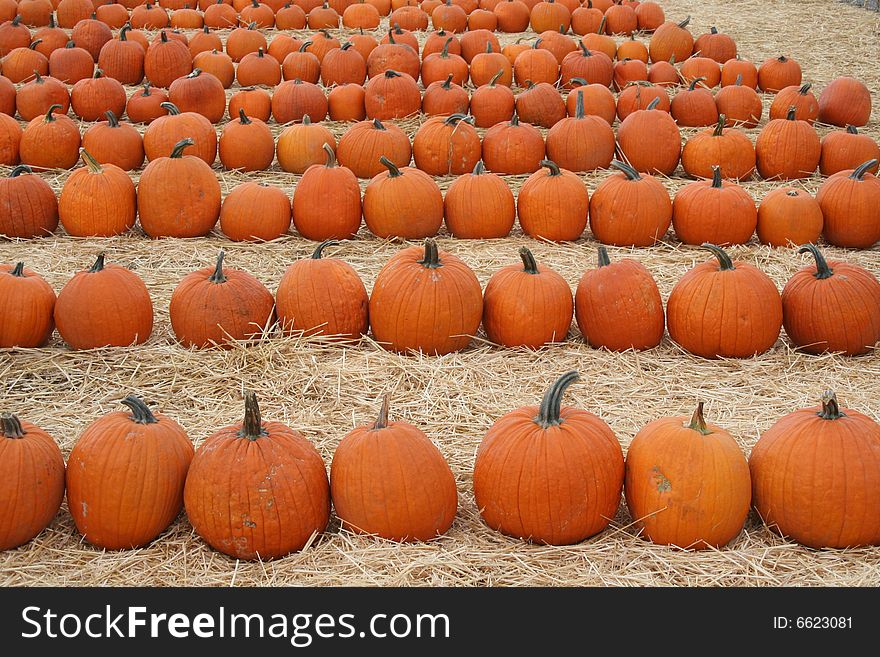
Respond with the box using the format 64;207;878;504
2;0;880;587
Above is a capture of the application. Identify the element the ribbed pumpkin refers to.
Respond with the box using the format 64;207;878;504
817;76;871;128
517;159;588;242
482;113;546;175
230;86;273;122
19;104;80;170
420;36;467;85
15;72;70;121
276;116;336;174
0;262;55;347
444;160;515;239
819;126;880;177
422;75;469;116
667;243;782;359
364;69;421;120
66;396;193;550
331;396;457;541
184;392;331;560
648;16;693;64
366;35;420;79
694;25;736;63
816;159;880;249
681;115;755;181
193;48;235;87
769;82;818;123
679;56;720;88
647;56;679;87
138;138;221;238
2;41;49;83
282;41;320;82
168;68;226;123
189;26;224;58
615;81;670;121
169;251;275;349
143;102;217;164
55;254;154;350
575;246;664;351
781;244;880;356
750;392;880;548
482;247;573;348
565;80;615;123
0;165;58;238
292;144;362;241
70;68;127;121
272;78;329;123
238;47;282;87
144;30;193;87
97;25;145;85
336;117;411;179
469;68;515;127
545;89;614;172
612;57;649;91
473;371;624;545
756;188;823;248
559;43;611;88
469;41;511;87
126;82;169;124
588;160;671;247
0;76;13;118
755;107;820;180
81;111;146;172
219;182;292;242
617;96;681;175
669;77;718;127
58;151;136;238
720;56;757;88
369;239;482;354
672;168;757;246
0;413;64;550
625;402;751;549
363;157;443;239
515;80;566;128
757;55;801;93
218;109;274;172
513;38;559;87
412;113;481;176
328;82;367;121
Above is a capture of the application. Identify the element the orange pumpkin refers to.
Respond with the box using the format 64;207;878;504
517;159;588;242
422;74;469;116
756;187;823;248
617;96;680;175
143;101;217;164
230;86;273;123
412;113;481;176
19;104;81;170
0;261;56;347
97;24;145;85
669;76;718;127
58;151;136;238
219;181;292;242
276;116;336;174
336;117;411;178
817;76;871;127
126;82;169;124
713;75;762;128
0;164;58;238
144;30;193;87
481;112;545;175
469;68;515;127
757;54;801;93
816;159;880;249
819;125;880;177
363;157;443;239
364;69;421;120
81;111;145;172
443;159;515;239
168;68;227;123
648;16;693;64
672;167;757;246
292;144;362;241
589;160;671;246
545;89;614;172
680;115;756;181
769;82;818;123
218;109;274;171
755;107;820;180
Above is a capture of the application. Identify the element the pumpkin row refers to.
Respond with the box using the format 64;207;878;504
5;239;880;359
3;377;879;558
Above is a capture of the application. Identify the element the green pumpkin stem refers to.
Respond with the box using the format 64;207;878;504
238;108;251;124
441;37;453;57
575;89;584;119
711;166;723;188
489;69;504;86
850;159;878;180
472;160;486;175
209;250;226;284
785;105;797;121
798;82;811;95
846;125;858;134
89;253;106;273
688;76;705;91
0;414;25;439
678;15;690;28
170;138;194;158
105;110;119;127
419;238;442;269
441;73;454;89
240;391;265;441
610;159;642;180
686;402;712;435
10;262;25;277
701;243;735;271
647;96;661;111
372;117;385;130
540;159;561;176
597;246;611;267
44;103;62;121
372;395;390;430
160;101;181;115
120;395;159;425
80;149;102;173
380;155;401;177
535;371;580;428
798;243;833;280
519;247;539;274
818;391;845;420
713;114;726;136
312;239;338;259
10;164;33;178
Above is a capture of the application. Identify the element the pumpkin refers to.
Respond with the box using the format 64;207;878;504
126;82;169;124
189;26;224;58
292;144;362;241
0;75;14;116
171;7;204;29
226;23;267;62
184;392;331;560
0;262;55;347
143;101;217;164
330;395;456;542
0;16;30;56
276;240;369;340
769;82;818;123
281;42;321;83
513;38;559;87
575;246;664;351
604;1;636;34
720;56;757;88
693;25;736;62
144;30;193;87
817;76;871;127
421;36;468;86
422;29;460;60
307;2;340;28
681;115;756;181
58;151;136;238
431;1;467;33
218;108;274;171
495;0;530;32
646;56;678;86
625;402;751;549
169;250;275;349
131;3;171;29
168;68;226;123
369;238;482;354
220;182;291;242
757;55;801;93
483;247;573;348
756;188;823;248
54;253;154;349
31;19;68;57
192;48;235;88
679;56;720;88
615;82;670;121
529;0;570;33
0;413;64;550
819;125;880;177
0;112;20;165
366;33;420;79
669;77;718;127
70;18;111;61
672;167;756;246
545;89;614;172
320;41;366;86
277;4;309;29
81;111;145;172
70;68;127;121
422;75;469;116
460;27;500;63
570;1;602;35
750;392;880;548
469;68;515;127
470;42;512;87
230;86;273;122
363;69;421;120
648;16;693;64
242;0;276;26
66;396;193;550
343;2;381;28
138;138;221;239
204;2;239;28
635;0;664;30
580;20;615;60
19;104;81;170
588;160;671;246
444;159;515;239
363;157;443;239
276;115;336;174
473;371;624;545
0;165;58;238
336;117;411;178
617;96;681;175
666;243;782;358
714;74;762;128
515;81;566;128
816;159;880;249
755;107;820;180
2;41;49;83
781;244;880;355
517;159;588;242
565;80;615;123
17;0;54;28
612;57;649;91
412;113;481;176
272;78;328;123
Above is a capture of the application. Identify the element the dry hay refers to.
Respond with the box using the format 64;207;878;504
1;0;880;587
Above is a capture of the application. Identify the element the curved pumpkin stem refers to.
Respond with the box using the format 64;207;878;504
379;155;401;177
322;143;337;167
160;101;181;115
535;371;580;428
209;249;226;284
372;394;390;430
701;243;735;271
141;80;153;96
80;149;102;174
688;76;705;91
312;239;339;259
89;253;106;273
678;15;691;28
372;117;385;130
419;238;442;269
104;110;119;127
443;113;472;126
713;114;726;136
170;138;194;158
611;159;642;181
646;96;661;111
817;391;845;420
120;395;159;425
441;73;454;90
472;160;486;175
0;414;25;439
10;262;25;277
44;103;63;122
597;246;611;267
489;69;504;86
441;37;453;58
850;159;878;180
846;125;858;134
686;402;712;435
798;82;811;95
540;159;561;176
710;166;723;188
519;247;539;274
579;42;592;56
570;77;587;87
785;106;797;121
238;108;251;124
9;164;34;178
798;243;833;280
239;391;265;441
384;69;402;79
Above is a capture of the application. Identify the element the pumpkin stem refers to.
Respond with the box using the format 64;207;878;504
798;243;833;280
419;238;442;269
302;114;311;125
471;160;486;175
678;15;690;28
510;112;520;126
104;110;119;127
120;395;159;425
846;125;858;134
372;117;385;130
10;262;25;277
785;106;797;121
817;391;846;420
570;77;587;87
701;243;735;271
89;253;106;273
535;371;580;428
187;68;202;79
710;26;718;34
540;159;561;176
384;70;402;78
579;42;591;56
0;414;25;439
239;391;265;441
379;155;401;177
597;246;611;267
312;239;339;259
734;73;742;87
441;37;453;57
209;249;226;284
441;73;454;90
710;166;722;188
850;159;878;180
688;76;705;91
170;138;194;158
160;101;181;115
9;164;33;178
798;82;811;95
119;24;130;41
322;143;337;167
160;30;168;43
372;395;390;430
686;402;712;435
80;149;103;174
237;108;251;124
141;80;152;96
443;113;472;126
575;90;584;119
44;104;62;122
646;97;660;111
713;114;725;136
519;247;539;274
610;159;642;181
489;69;504;86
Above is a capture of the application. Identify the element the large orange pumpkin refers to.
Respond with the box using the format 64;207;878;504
755;107;820;180
0;164;58;238
755;187;823;248
680;114;755;181
0;262;55;347
58;151;136;238
817;76;871;127
672;167;757;246
219;182;292;242
517;159;588;242
544;88;614;172
336;117;412;179
616;96;681;175
819;125;880;177
292;144;362;241
816;159;880;249
362;157;443;239
412;113;481;175
443;159;515;239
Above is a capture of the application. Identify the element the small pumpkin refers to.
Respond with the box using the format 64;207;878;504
669;77;718;127
517;159;589;242
97;25;145;85
422;74;469;117
769;82;818;123
125;81;169;124
2;40;49;83
219;181;292;242
366;32;419;79
816;159;880;249
0;261;55;347
615;81;670;121
81;110;145;172
513;38;559;87
565;79;615;124
680;114;756;181
720;56;757;88
693;26;736;63
15;72;69;121
292;144;362;241
515;80;566;128
320;41;365;86
443;159;515;239
282;41;321;83
218;108;274;171
420;36;468;86
756;188;823;248
47;41;94;84
648;16;693;64
469;68;515;128
364;69;421;120
755;106;820;180
193;48;235;87
757;55;801;93
272;78;329;123
819;125;880;177
616;96;681;175
229;86;273;122
168;68;226;123
469;41;512;87
612;57;649;91
19;104;81;170
817;76;871;127
70;68;127;122
0;164;58;237
336;117;411;179
144;30;193;88
559;42;611;88
713;74;762;128
59;150;137;238
679;55;720;88
363;157;443;239
545;89;614;172
276;115;336;174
